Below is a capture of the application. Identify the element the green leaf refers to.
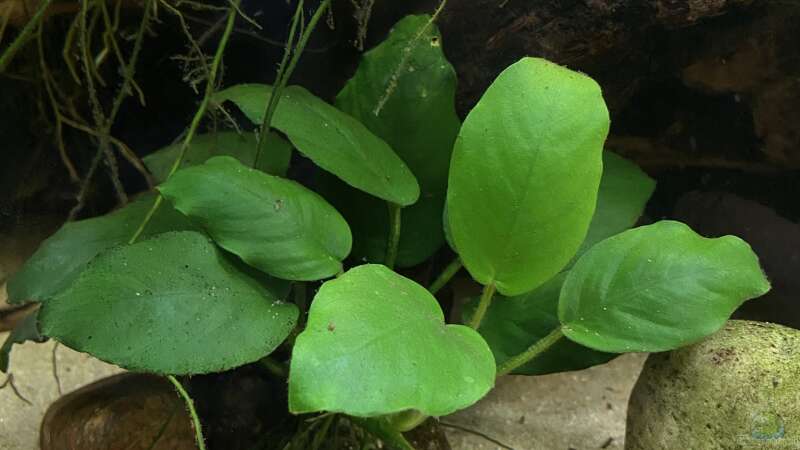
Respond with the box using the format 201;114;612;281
7;194;195;305
159;156;351;281
213;84;419;206
465;274;615;376
144;131;292;183
39;231;298;375
559;220;771;353
288;265;495;417
0;311;46;373
575;151;655;259
317;15;460;267
446;57;609;296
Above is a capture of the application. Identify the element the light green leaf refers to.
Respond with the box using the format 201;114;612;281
144;131;292;183
559;221;771;353
289;264;495;417
318;15;460;267
446;57;609;296
465;274;615;375
575;151;655;259
1;311;45;373
159;156;351;281
6;194;195;305
39;231;298;375
213;84;419;206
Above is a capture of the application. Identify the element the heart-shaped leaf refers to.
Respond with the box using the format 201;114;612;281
213;84;419;206
144;131;292;183
288;264;495;417
559;220;771;353
39;231;298;375
318;15;460;267
574;151;655;260
446;57;609;296
159;156;352;281
7;194;195;305
465;274;616;376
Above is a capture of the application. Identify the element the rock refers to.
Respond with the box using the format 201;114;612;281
446;353;647;450
626;320;800;449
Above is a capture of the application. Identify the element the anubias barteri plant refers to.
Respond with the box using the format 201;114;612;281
3;14;769;450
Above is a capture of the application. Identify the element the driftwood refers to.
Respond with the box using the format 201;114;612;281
427;0;799;168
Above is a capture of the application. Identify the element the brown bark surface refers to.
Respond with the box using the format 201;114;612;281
432;0;800;168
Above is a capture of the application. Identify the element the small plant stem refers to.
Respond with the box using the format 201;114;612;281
166;375;206;450
496;326;564;376
253;0;302;167
428;257;462;294
389;410;427;432
468;283;496;329
128;0;240;245
351;417;416;450
0;0;54;72
385;203;402;269
310;414;336;450
259;356;289;378
254;0;331;167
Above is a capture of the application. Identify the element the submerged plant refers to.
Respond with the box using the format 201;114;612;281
3;11;769;450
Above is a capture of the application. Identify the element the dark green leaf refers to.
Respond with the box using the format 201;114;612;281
144;131;292;183
318;15;460;267
446;57;609;296
7;194;195;304
289;265;495;417
213;84;419;206
0;311;46;373
465;274;615;375
559;221;771;353
159;156;351;281
574;151;655;259
39;231;298;375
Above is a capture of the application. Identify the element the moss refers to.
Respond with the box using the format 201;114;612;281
626;320;800;449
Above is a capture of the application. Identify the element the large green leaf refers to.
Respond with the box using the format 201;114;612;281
559;221;771;353
575;151;655;259
465;274;615;376
6;195;195;305
288;265;495;417
144;131;292;183
317;15;460;267
446;57;609;296
213;84;419;206
159;156;351;281
39;231;298;375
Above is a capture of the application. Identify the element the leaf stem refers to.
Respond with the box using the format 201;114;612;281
389;409;427;432
166;375;206;450
351;417;416;450
253;0;302;167
385;202;402;269
0;0;54;72
428;257;462;294
259;356;289;378
254;0;331;167
468;283;495;329
128;0;240;244
496;326;564;376
310;413;336;450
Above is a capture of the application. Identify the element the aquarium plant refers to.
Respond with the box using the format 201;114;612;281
1;8;770;450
